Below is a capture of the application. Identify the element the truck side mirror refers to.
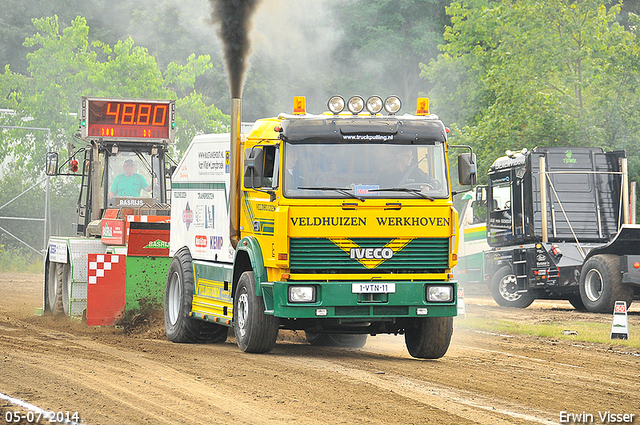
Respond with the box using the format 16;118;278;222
458;153;477;186
45;152;58;176
244;147;264;189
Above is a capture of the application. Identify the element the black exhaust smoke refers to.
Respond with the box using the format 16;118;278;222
209;0;261;248
209;0;262;98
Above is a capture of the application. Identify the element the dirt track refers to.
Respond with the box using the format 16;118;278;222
1;273;639;425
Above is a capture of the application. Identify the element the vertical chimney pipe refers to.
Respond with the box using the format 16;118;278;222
229;97;242;248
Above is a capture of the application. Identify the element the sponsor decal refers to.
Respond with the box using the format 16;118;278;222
564;149;577;164
289;216;450;227
256;203;276;212
179;164;189;179
291;217;366;226
225;151;230;173
103;223;113;238
195;235;207;248
350;247;393;260
355;185;379;196
183;202;193;231
375;216;450;227
143;240;170;249
342;134;394;142
198;151;225;159
198;150;225;175
209;235;224;250
116;198;148;207
331;238;412;269
173;191;187;198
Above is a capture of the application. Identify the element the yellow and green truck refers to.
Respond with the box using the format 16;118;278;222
164;95;476;358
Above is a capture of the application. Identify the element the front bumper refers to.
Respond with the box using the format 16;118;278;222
261;280;457;319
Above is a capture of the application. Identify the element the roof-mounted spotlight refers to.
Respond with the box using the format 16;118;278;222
366;96;383;114
327;95;345;114
347;96;365;115
384;96;402;115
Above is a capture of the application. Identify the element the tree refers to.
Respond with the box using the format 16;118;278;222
0;16;228;172
423;0;640;176
0;15;228;249
331;0;451;107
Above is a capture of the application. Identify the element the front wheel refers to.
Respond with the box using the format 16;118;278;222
233;271;279;353
404;316;453;359
164;248;228;343
579;254;633;313
489;265;534;308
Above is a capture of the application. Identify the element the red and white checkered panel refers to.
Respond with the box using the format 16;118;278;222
86;254;127;326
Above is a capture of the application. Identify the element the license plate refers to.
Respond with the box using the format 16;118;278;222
351;283;396;294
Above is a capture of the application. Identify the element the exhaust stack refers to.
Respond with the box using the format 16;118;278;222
229;97;242;248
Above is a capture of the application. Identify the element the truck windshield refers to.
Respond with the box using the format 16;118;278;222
283;141;449;199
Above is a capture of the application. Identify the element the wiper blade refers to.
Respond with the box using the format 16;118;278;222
298;186;365;201
375;187;435;200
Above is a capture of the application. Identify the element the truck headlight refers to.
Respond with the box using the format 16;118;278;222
347;96;365;114
288;285;316;303
426;285;453;302
384;95;402;114
366;96;383;114
327;95;345;114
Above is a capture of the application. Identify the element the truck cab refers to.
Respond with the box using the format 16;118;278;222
482;147;640;312
166;95;477;359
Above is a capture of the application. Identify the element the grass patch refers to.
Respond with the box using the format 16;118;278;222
0;245;43;274
457;316;640;348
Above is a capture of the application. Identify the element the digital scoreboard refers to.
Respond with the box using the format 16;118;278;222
80;97;175;143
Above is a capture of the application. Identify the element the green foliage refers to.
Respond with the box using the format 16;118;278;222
0;245;43;274
174;91;230;153
424;0;640;178
0;15;228;252
1;15;227;168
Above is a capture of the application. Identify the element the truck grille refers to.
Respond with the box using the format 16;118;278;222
289;238;449;274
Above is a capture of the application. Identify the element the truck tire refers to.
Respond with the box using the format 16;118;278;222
233;271;279;353
579;254;633;313
46;260;70;316
490;265;534;308
164;248;228;343
45;260;60;314
404;316;453;359
305;332;368;348
566;295;586;311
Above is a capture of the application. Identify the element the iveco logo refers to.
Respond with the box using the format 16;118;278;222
350;247;394;260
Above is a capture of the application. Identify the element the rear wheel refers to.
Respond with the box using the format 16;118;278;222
233;271;279;353
404;316;453;359
566;294;586;311
490;265;534;308
46;260;70;315
579;254;633;313
45;260;59;314
305;332;368;348
164;248;228;343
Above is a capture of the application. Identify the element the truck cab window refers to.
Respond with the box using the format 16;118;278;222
107;152;154;207
262;145;277;188
283;141;448;199
489;178;513;234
